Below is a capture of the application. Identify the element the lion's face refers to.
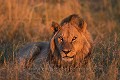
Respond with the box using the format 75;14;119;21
49;14;92;66
54;23;84;62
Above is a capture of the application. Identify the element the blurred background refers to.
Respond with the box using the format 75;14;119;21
0;0;120;79
0;0;120;42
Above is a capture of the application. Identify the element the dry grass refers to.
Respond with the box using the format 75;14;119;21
0;0;120;80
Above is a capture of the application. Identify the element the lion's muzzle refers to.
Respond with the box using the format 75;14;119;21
61;49;75;62
62;49;71;54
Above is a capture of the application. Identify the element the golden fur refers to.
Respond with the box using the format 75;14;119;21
18;14;93;68
48;14;93;67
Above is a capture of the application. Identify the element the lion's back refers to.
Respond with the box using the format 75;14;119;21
17;42;49;63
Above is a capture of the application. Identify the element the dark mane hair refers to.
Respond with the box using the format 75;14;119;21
60;14;83;27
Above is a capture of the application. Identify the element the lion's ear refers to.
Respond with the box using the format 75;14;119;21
78;19;87;32
51;22;60;34
70;15;87;32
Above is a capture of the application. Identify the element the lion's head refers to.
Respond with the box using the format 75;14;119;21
48;14;93;67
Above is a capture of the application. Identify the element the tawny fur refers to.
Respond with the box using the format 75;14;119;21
17;14;93;68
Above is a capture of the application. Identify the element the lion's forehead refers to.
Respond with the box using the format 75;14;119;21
59;24;80;38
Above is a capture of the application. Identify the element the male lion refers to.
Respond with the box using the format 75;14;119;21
17;14;93;68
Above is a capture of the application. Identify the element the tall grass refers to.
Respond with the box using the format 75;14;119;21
0;0;120;80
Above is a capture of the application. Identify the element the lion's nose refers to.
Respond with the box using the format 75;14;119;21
62;50;71;54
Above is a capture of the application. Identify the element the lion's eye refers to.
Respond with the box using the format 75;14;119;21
59;36;63;42
72;36;77;42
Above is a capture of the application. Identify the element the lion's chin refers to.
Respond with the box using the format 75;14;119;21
62;57;73;62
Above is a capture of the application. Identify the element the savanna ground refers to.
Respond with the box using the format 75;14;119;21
0;0;120;80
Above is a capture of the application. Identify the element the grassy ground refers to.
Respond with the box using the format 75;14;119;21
0;0;120;80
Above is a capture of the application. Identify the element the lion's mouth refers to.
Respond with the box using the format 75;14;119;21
62;56;74;62
63;56;74;58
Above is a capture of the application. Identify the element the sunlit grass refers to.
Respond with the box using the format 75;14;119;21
0;0;120;80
